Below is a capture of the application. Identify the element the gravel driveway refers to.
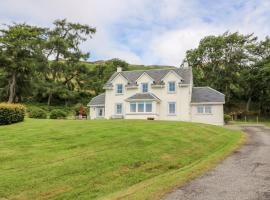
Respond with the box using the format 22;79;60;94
163;125;270;200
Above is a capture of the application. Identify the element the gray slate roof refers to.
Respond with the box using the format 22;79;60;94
88;93;105;106
125;93;161;101
191;87;225;103
105;67;192;87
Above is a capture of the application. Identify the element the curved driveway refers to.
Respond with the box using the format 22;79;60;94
163;125;270;200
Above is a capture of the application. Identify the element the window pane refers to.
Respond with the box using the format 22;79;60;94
205;106;212;113
138;103;144;112
116;104;122;114
130;103;136;112
145;102;152;112
142;83;148;93
169;82;176;92
117;84;123;94
197;106;204;113
169;102;176;114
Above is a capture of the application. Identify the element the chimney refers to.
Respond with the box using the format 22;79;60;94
117;67;122;72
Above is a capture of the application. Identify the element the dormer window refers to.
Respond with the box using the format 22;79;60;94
142;83;149;93
116;84;123;94
168;81;176;93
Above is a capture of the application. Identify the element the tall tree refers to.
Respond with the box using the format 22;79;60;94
0;23;46;103
185;32;257;107
41;19;96;105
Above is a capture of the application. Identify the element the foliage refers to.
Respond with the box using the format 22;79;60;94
28;107;47;119
224;114;231;124
0;103;25;125
185;32;270;114
73;103;88;116
0;23;47;103
49;109;67;119
0;119;242;199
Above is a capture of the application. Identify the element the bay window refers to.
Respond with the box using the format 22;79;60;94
129;102;153;113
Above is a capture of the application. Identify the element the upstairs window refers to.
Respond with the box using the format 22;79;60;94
168;102;176;115
142;83;148;93
116;84;123;94
168;81;176;93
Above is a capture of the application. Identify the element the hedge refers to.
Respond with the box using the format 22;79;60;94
0;103;25;125
50;109;67;119
28;107;47;119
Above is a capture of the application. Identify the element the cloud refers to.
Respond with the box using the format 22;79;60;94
0;0;269;66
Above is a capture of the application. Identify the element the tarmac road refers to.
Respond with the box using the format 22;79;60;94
163;125;270;200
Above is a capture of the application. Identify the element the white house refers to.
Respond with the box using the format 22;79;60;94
88;67;225;125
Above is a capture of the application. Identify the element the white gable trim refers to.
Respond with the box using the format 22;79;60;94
110;72;128;83
135;72;154;82
161;70;183;81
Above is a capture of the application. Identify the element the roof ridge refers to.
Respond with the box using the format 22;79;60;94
121;68;176;73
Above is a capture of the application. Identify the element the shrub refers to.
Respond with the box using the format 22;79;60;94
0;103;25;125
50;109;67;119
224;114;231;124
28;107;47;119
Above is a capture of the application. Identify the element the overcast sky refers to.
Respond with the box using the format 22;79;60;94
0;0;269;66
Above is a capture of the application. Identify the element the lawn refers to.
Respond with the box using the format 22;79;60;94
0;119;243;200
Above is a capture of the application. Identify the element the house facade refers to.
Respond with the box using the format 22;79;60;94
88;67;225;125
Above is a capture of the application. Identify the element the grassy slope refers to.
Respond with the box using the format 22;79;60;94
0;119;243;200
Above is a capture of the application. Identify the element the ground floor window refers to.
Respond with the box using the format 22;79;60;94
115;103;123;114
168;102;176;115
129;101;152;113
197;105;212;114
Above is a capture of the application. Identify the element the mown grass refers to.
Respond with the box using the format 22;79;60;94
0;119;243;200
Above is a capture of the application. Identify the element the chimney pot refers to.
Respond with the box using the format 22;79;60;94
117;67;122;72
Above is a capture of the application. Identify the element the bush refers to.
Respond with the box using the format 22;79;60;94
0;103;25;125
50;109;67;119
28;107;47;119
224;114;231;124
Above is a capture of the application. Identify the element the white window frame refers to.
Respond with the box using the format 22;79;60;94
116;84;123;95
128;101;153;113
130;103;136;112
137;102;145;112
145;102;152;112
141;83;149;93
115;103;123;115
168;102;176;115
205;105;212;114
196;105;212;114
168;81;176;93
197;105;204;114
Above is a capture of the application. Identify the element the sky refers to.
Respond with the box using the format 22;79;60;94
0;0;269;66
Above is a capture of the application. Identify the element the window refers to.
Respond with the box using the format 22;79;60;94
142;83;148;93
205;106;212;114
168;102;176;114
130;103;136;112
145;102;152;112
197;106;204;113
168;81;176;93
138;102;144;112
115;103;123;114
129;102;153;113
116;84;123;94
197;105;212;114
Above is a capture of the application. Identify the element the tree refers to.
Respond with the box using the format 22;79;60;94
0;23;46;103
185;32;257;107
41;19;96;105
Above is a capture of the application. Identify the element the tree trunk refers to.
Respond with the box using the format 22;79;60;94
8;73;16;103
47;93;52;106
246;97;251;112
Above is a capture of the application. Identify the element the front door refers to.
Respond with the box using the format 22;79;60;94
96;108;104;118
